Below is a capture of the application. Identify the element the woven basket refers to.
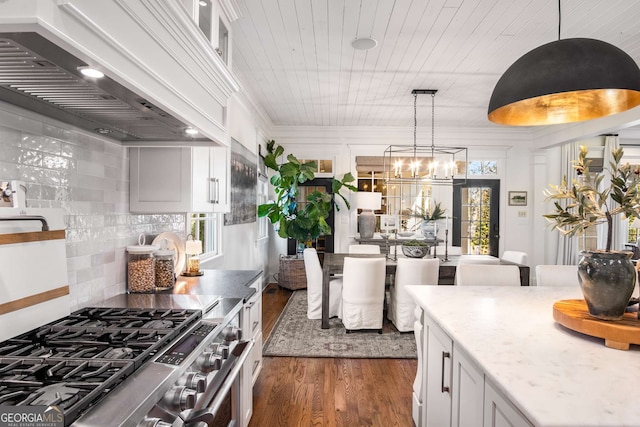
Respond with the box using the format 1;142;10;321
278;255;308;290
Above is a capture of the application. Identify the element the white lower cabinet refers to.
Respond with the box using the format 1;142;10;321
240;276;263;427
425;319;452;427
483;379;533;427
417;314;532;427
451;346;484;427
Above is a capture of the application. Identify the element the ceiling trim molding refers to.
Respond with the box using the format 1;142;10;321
271;125;532;147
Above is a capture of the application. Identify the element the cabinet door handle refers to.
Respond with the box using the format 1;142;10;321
441;351;451;394
252;320;259;332
208;177;215;203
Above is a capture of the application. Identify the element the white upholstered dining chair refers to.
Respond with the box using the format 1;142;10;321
455;264;521;286
501;250;529;265
348;244;381;254
303;248;343;320
388;258;439;332
341;256;386;333
535;265;579;287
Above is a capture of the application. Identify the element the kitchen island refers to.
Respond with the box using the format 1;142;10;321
406;285;640;427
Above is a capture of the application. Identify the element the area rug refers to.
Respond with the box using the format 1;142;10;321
263;290;417;358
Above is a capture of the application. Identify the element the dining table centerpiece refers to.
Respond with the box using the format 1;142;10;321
401;239;430;258
544;146;640;320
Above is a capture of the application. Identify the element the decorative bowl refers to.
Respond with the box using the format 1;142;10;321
401;242;429;258
397;231;414;237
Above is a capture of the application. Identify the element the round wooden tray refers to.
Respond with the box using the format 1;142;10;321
553;299;640;350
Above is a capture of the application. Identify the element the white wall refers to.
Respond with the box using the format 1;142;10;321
201;92;272;285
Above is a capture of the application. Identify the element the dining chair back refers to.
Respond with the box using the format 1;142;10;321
388;258;439;332
456;264;521;286
303;248;343;319
458;254;501;264
535;265;579;287
501;250;528;265
429;245;463;255
349;244;381;254
341;256;386;332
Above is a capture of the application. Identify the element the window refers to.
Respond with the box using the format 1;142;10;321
298;158;333;175
188;212;220;259
468;161;498;175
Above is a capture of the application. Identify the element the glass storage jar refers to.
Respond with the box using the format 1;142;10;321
126;234;158;293
154;240;175;291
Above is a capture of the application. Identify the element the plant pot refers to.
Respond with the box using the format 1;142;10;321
577;250;636;320
421;221;438;242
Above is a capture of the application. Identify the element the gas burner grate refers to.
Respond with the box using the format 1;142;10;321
0;357;133;426
0;327;179;369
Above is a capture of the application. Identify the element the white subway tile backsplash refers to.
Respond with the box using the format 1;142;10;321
0;108;185;309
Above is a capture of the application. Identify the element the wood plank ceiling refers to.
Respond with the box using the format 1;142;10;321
230;0;640;131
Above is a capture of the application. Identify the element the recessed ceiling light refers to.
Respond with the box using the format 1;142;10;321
199;1;208;6
185;127;199;136
351;37;377;51
78;67;104;78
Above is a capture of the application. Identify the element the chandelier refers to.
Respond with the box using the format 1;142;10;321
383;89;467;185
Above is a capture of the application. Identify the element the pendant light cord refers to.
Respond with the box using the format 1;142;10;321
413;92;418;155
558;0;561;41
431;92;435;156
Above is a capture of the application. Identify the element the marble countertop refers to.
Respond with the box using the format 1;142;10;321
406;285;640;427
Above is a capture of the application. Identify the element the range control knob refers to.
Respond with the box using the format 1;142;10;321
137;417;173;427
223;326;242;342
178;372;207;393
161;386;197;412
196;352;222;372
217;344;229;359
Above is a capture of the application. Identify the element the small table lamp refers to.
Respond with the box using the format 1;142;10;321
183;235;203;276
356;192;382;239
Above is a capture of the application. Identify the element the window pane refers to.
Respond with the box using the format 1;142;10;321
188;213;218;257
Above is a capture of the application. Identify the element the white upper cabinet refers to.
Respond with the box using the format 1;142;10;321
182;0;238;67
130;146;229;213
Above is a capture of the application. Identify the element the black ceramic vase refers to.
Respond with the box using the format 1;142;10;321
577;250;636;320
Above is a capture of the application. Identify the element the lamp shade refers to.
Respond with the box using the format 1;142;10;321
631;218;640;229
488;38;640;126
356;192;382;211
185;239;203;255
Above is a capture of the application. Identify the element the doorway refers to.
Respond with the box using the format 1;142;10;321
286;178;335;255
452;179;500;256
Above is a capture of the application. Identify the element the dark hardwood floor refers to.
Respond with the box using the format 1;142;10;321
249;284;417;427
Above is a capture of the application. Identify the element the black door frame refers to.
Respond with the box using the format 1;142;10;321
286;178;335;255
452;179;500;257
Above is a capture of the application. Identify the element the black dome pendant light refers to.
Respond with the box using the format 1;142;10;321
488;0;640;126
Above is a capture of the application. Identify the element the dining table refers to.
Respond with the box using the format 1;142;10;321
320;253;530;329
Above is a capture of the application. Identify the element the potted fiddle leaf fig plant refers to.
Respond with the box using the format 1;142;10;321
544;145;640;320
258;140;357;253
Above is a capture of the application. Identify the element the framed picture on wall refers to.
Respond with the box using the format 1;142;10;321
508;191;527;206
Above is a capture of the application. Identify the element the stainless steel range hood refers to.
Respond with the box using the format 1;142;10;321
0;32;207;143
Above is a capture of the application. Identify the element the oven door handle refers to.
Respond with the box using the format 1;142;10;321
181;339;254;425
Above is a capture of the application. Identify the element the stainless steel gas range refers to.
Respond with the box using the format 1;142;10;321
0;295;251;426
